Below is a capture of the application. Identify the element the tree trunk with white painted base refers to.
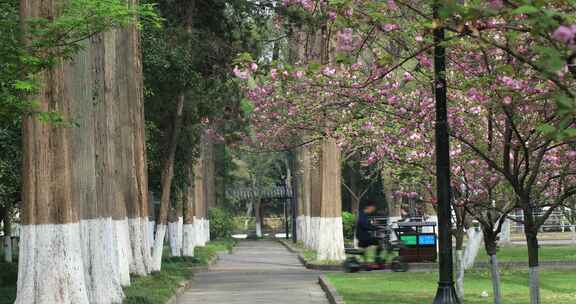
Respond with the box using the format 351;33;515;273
130;4;153;272
315;139;346;261
152;96;185;272
182;167;196;257
482;224;503;304
201;135;214;242
526;231;541;304
309;161;322;251
168;207;183;257
296;145;312;245
74;30;126;303
455;249;464;301
255;199;262;238
454;226;465;301
17;6;88;299
489;254;502;304
194;159;207;246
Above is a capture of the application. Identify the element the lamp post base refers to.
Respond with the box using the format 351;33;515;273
432;282;461;304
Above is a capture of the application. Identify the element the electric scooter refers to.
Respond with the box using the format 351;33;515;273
343;227;409;273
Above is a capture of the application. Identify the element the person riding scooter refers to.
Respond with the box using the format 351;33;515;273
356;201;383;263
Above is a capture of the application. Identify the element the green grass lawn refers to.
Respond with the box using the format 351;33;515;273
327;269;576;304
0;240;235;304
475;245;576;262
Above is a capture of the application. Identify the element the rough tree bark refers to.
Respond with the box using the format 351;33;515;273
102;29;132;287
17;3;88;302
72;33;123;303
151;96;185;272
128;0;153;274
316;138;346;261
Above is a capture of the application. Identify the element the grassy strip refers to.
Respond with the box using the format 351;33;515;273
327;269;576;304
475;245;576;262
285;240;342;266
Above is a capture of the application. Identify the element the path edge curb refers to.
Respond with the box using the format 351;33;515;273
318;275;345;304
165;252;221;304
276;239;343;271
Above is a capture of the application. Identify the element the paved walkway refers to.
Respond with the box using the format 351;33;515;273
176;240;328;304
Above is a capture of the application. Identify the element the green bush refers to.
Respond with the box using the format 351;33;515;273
342;211;356;241
208;208;234;240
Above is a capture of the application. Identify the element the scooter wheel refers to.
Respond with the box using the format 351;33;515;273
343;257;361;273
391;257;409;272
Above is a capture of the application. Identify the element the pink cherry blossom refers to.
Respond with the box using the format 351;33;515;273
233;66;249;79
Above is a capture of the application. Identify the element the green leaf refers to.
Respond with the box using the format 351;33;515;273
536;123;556;135
14;80;35;92
240;98;254;115
512;5;539;15
555;94;574;115
535;46;564;73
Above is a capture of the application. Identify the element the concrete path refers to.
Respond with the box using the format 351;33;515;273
176;240;328;304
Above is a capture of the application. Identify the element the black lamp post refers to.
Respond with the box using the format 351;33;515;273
432;2;460;303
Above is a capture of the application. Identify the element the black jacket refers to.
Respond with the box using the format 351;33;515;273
356;211;377;241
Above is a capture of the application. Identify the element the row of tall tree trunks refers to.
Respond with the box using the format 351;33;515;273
17;1;150;303
163;136;212;259
295;139;346;261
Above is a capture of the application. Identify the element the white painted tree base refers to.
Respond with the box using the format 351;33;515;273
296;216;305;243
80;218;124;304
490;255;502;304
463;228;483;270
168;217;183;257
151;224;167;272
128;218;148;275
304;215;311;245
139;217;153;271
529;266;540;304
455;249;464;301
182;223;195;257
308;217;320;250
388;216;402;242
205;220;210;243
3;235;12;263
16;223;90;304
316;217;345;261
113;219;132;286
196;219;209;246
195;219;204;247
148;220;155;248
499;219;511;245
256;221;262;238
